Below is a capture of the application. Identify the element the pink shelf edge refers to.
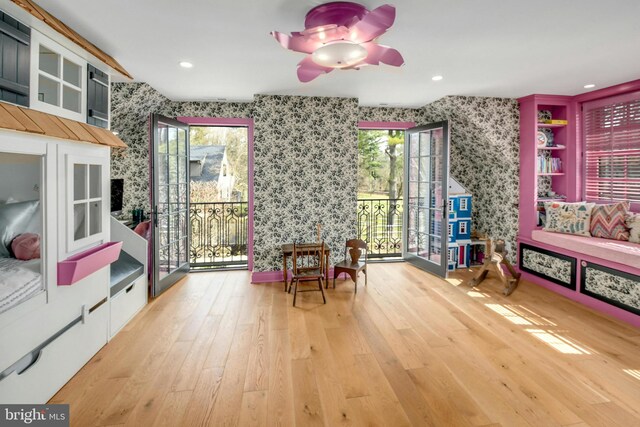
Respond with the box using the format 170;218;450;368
537;146;566;151
537;123;567;128
58;241;123;286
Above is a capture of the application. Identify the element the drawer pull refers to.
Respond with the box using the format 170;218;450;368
18;350;43;375
125;284;134;293
89;297;108;313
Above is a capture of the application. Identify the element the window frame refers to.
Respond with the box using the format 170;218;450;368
582;91;640;210
460;197;468;211
459;221;467;235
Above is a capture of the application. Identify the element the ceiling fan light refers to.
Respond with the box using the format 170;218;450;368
311;41;367;68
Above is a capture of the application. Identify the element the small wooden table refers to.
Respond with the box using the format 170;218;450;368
281;243;331;291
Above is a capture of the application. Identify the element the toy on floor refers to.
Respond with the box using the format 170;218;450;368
467;239;521;296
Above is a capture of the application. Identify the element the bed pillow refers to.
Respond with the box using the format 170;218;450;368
11;233;41;260
0;200;40;258
627;213;640;244
590;202;630;240
544;201;595;237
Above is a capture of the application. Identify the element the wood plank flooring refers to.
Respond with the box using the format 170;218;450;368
50;263;640;426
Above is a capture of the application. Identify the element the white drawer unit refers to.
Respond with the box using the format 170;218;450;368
110;275;146;337
0;301;108;404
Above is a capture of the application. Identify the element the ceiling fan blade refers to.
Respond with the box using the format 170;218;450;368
297;56;333;82
271;31;318;54
349;4;396;43
361;43;405;67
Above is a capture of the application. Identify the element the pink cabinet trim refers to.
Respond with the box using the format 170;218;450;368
58;241;122;286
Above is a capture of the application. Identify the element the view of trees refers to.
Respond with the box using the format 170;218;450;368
358;129;404;199
189;126;248;203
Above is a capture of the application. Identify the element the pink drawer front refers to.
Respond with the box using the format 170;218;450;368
58;241;122;286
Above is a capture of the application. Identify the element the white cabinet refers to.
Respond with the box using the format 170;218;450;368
29;30;86;122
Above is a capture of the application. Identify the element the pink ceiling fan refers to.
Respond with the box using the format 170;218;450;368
271;2;404;82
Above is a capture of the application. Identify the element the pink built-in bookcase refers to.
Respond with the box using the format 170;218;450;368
517;78;640;328
178;117;255;271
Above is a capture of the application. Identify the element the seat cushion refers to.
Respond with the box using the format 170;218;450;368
531;230;640;267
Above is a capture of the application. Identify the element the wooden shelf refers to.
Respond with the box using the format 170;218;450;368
538;172;564;176
537;123;567;128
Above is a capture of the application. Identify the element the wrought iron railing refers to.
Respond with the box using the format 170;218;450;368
190;202;248;269
357;198;403;258
189;199;401;268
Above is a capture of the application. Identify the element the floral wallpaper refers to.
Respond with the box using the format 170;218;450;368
252;95;359;271
110;83;521;271
583;266;640;312
420;96;520;262
521;248;573;285
110;83;170;214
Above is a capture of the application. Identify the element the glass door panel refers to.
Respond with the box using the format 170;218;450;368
402;121;450;277
151;114;190;296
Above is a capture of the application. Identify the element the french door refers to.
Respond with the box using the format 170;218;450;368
403;121;450;277
151;114;190;296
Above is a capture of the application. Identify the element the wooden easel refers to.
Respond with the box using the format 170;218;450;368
468;240;521;296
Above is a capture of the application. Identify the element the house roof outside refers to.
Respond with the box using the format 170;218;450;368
190;145;226;182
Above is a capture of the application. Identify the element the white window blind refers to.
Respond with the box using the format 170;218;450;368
584;91;640;204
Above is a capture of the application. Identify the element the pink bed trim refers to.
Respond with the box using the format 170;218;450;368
531;230;640;266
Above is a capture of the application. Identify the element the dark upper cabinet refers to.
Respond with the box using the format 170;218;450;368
87;64;109;128
0;11;30;107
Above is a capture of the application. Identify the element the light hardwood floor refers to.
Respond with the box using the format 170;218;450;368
51;263;640;426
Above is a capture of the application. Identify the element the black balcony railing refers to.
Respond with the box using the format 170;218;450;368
190;202;248;269
189;199;401;269
357;198;403;258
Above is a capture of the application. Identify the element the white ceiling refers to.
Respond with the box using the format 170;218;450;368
34;0;640;108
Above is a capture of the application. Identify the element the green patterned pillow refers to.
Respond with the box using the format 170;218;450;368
544;202;596;236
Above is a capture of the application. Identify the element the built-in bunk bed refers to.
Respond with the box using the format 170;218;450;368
0;0;146;403
0;126;117;403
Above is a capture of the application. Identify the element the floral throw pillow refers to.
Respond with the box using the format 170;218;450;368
544;202;595;237
590;202;630;240
627;213;640;244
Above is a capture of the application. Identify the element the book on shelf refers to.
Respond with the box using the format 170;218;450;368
544;119;568;125
537;155;562;174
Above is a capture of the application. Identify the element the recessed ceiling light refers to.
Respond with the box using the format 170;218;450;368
179;61;193;68
584;84;595;89
432;75;443;81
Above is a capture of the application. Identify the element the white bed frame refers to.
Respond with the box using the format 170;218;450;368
0;130;114;403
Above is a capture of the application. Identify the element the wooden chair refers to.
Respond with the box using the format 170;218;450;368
332;239;368;293
289;242;327;306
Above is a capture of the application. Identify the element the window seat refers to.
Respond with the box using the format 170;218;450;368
531;230;640;267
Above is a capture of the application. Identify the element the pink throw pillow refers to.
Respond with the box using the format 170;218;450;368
11;233;41;260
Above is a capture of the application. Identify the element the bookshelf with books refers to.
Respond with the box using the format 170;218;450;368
518;95;579;238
